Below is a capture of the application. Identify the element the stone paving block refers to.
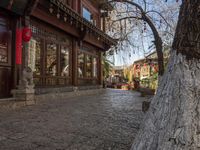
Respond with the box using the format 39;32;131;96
9;132;27;140
0;89;150;149
0;136;7;142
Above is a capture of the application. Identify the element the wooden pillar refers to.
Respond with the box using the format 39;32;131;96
98;52;103;85
16;18;23;84
72;0;78;12
11;16;35;104
78;0;82;15
103;17;106;32
72;39;78;86
13;17;18;89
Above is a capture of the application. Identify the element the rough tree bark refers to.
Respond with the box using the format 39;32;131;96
131;1;200;150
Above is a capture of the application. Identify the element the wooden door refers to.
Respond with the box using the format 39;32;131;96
0;15;12;98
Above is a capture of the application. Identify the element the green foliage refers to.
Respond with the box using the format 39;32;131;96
103;56;113;78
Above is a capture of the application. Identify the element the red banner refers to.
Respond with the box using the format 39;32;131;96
16;28;22;65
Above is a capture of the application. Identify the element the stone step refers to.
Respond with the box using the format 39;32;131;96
0;97;16;102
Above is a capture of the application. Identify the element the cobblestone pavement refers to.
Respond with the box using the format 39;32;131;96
0;89;149;150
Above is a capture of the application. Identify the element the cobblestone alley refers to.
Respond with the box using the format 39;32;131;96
0;89;149;150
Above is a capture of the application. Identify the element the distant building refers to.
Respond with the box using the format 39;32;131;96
124;50;170;89
106;66;125;84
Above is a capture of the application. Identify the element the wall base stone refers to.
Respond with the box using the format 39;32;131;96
11;88;35;106
0;85;104;112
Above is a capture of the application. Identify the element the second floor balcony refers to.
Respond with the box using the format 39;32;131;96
48;0;116;46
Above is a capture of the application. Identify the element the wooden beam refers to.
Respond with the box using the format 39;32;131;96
84;34;105;49
72;39;78;86
98;52;103;85
25;0;39;15
31;7;80;37
7;0;14;10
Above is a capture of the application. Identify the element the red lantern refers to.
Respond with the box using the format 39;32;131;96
151;64;154;67
22;27;32;42
16;28;22;65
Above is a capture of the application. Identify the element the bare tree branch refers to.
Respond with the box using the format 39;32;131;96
108;0;165;75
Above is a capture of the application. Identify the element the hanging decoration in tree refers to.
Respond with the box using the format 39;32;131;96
22;27;32;42
120;20;123;32
144;22;147;31
165;0;178;2
16;27;22;65
159;19;162;29
124;19;127;34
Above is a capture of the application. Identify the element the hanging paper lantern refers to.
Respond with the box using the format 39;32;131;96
22;27;32;42
16;28;22;65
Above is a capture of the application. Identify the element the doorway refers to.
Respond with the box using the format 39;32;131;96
0;14;12;98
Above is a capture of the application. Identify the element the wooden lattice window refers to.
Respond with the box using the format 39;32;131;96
28;37;42;75
0;22;8;63
78;45;99;79
46;43;57;76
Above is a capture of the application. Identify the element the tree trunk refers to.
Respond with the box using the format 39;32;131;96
131;1;200;150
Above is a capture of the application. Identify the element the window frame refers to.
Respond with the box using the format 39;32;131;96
45;41;58;77
60;44;71;77
82;7;92;21
0;18;11;67
30;22;73;86
78;47;99;80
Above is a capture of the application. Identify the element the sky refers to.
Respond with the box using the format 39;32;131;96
110;42;152;67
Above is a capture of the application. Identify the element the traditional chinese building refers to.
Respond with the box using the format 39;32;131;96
133;52;158;81
109;66;125;83
133;56;158;89
0;0;116;100
132;50;169;89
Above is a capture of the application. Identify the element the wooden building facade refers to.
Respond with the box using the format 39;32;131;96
0;0;116;99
